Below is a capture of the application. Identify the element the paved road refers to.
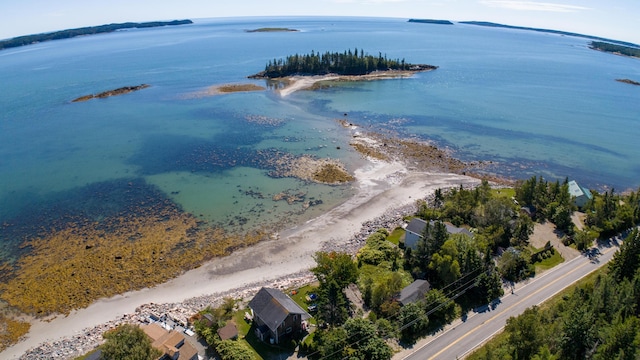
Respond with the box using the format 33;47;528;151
398;239;620;360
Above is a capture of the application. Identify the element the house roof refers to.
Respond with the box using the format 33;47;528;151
398;279;431;305
406;218;428;234
568;180;593;200
217;323;239;340
142;323;198;360
249;287;310;333
406;218;473;237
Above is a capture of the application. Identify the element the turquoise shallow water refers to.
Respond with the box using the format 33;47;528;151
1;17;639;257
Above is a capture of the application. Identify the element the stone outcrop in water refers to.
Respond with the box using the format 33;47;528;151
616;78;640;86
72;84;150;102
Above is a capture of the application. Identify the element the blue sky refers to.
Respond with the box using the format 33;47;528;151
1;0;638;44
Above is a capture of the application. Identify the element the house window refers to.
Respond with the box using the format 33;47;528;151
286;327;292;334
293;315;298;321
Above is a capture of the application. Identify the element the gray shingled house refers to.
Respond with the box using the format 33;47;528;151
398;279;431;306
248;287;311;344
404;218;473;249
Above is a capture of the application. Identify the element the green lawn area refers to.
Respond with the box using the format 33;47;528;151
387;227;405;246
358;263;413;288
533;249;564;272
529;244;564;272
288;284;319;325
491;187;515;200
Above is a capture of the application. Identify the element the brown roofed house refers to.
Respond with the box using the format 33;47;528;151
142;323;198;360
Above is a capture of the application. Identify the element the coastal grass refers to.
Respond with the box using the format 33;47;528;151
312;163;355;183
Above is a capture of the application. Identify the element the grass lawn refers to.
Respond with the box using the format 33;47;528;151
491;187;516;199
358;263;413;289
387;227;405;246
288;283;319;325
534;249;564;272
530;245;564;272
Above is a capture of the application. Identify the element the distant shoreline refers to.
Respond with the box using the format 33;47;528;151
0;20;193;51
459;21;640;48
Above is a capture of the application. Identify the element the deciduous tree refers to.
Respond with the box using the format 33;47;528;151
101;324;161;360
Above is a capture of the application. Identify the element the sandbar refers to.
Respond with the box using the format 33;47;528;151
276;70;425;97
182;83;266;98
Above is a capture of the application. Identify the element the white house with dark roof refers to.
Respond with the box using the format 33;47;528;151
404;218;473;249
568;180;593;208
248;287;310;344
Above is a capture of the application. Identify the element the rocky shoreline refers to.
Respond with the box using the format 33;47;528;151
16;186;465;359
71;84;150;102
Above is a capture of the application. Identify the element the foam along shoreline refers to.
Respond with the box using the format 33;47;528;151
1;141;479;360
276;69;429;97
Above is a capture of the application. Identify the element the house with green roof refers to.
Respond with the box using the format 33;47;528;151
568;180;593;208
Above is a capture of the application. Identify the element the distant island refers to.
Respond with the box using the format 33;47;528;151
245;27;299;33
460;21;640;48
248;49;437;78
408;19;454;25
0;20;193;51
72;84;150;102
590;41;640;59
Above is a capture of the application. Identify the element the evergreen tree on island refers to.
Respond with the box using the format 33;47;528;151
249;49;437;78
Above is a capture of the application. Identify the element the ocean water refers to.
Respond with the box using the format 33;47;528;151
1;17;639;257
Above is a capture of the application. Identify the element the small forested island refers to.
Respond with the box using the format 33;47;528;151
0;20;193;50
72;84;150;102
408;19;454;25
590;41;640;59
248;49;437;78
245;27;299;33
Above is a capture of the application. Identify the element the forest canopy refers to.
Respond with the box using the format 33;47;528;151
0;20;193;50
249;49;437;78
590;41;640;58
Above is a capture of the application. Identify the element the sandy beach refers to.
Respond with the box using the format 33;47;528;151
1;77;478;359
1;153;478;359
